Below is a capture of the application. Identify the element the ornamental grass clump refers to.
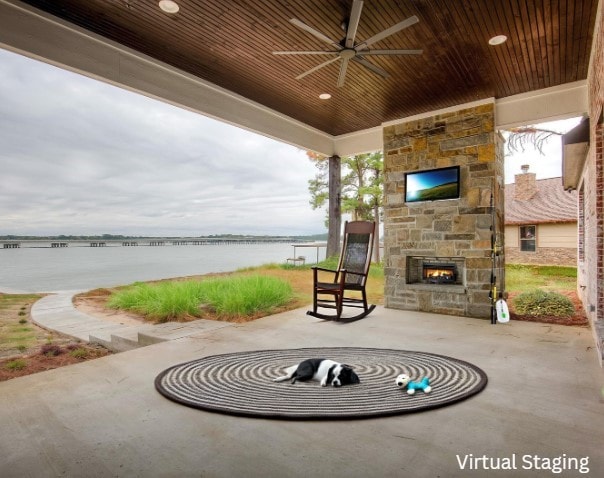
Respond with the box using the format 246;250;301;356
5;359;27;371
108;281;206;321
513;289;575;318
108;275;293;323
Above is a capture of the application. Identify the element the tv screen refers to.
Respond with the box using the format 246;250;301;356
404;166;460;203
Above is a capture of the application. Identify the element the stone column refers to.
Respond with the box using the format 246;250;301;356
382;102;504;319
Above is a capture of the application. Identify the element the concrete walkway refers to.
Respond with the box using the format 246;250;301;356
3;302;604;477
31;291;233;351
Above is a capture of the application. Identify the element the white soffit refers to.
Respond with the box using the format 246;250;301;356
495;81;588;129
333;127;383;157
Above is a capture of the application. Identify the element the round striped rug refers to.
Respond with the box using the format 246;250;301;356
155;347;488;420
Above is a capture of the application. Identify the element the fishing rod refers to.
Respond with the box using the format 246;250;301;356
490;187;497;324
490;179;509;324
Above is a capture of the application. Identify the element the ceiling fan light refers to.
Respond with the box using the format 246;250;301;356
159;1;179;14
488;35;507;46
319;93;332;100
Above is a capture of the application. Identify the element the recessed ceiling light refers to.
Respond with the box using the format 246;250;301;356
319;93;332;100
488;35;507;46
159;1;179;14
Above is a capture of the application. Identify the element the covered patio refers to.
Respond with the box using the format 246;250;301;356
1;306;602;477
0;0;600;347
1;1;603;475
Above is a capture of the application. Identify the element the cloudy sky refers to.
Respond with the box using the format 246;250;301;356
502;117;582;183
0;48;581;237
0;49;326;237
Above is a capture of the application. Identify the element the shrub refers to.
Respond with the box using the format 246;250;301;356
5;359;27;371
40;344;63;357
513;290;575;317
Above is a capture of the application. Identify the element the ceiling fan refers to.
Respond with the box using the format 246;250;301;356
273;0;422;87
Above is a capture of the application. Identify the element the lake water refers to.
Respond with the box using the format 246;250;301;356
0;243;326;293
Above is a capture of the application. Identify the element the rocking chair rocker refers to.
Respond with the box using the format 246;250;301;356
307;220;376;321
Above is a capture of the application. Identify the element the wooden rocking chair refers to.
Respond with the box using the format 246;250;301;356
307;220;376;321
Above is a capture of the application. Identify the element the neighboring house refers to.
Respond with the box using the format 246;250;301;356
505;166;578;266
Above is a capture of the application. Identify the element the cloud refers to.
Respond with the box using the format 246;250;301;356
0;49;325;236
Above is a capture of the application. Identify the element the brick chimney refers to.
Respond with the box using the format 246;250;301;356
514;165;538;200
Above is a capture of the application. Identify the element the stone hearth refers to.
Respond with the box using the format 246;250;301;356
383;101;505;319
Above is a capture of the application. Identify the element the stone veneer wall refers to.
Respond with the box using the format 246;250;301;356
383;102;505;319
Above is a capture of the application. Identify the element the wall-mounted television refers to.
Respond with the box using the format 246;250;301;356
404;166;460;203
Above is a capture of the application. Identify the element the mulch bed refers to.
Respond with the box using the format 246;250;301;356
0;344;110;382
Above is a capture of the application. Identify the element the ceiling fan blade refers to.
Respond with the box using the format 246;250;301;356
337;57;351;87
352;57;389;78
357;49;423;55
290;18;341;49
296;57;340;80
273;51;339;55
345;0;364;48
356;15;419;49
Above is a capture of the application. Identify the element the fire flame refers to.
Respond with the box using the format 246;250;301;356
426;269;454;278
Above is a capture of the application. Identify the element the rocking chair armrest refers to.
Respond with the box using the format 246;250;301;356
311;266;340;283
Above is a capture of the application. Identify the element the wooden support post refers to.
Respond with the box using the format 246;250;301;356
327;155;341;258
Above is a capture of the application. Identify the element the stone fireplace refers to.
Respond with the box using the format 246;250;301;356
383;101;505;319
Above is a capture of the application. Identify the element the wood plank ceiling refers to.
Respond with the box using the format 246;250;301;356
19;0;598;136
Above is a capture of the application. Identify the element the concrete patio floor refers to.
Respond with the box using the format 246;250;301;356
1;306;603;477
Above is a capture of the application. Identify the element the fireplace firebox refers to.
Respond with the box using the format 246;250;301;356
423;264;457;284
407;256;465;286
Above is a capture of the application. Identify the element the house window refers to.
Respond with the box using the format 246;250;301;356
520;225;536;252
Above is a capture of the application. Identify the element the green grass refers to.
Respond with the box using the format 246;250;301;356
108;275;294;322
0;294;42;355
505;264;577;293
261;256;384;276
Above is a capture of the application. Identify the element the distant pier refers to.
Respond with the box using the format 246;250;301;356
1;237;302;249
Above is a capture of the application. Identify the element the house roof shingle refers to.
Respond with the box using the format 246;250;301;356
505;177;577;225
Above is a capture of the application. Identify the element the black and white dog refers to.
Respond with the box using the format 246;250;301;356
273;359;360;387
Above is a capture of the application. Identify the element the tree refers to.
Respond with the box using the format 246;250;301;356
504;126;562;155
307;151;330;215
308;151;383;261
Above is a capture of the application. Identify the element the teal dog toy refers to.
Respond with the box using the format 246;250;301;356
395;374;432;395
